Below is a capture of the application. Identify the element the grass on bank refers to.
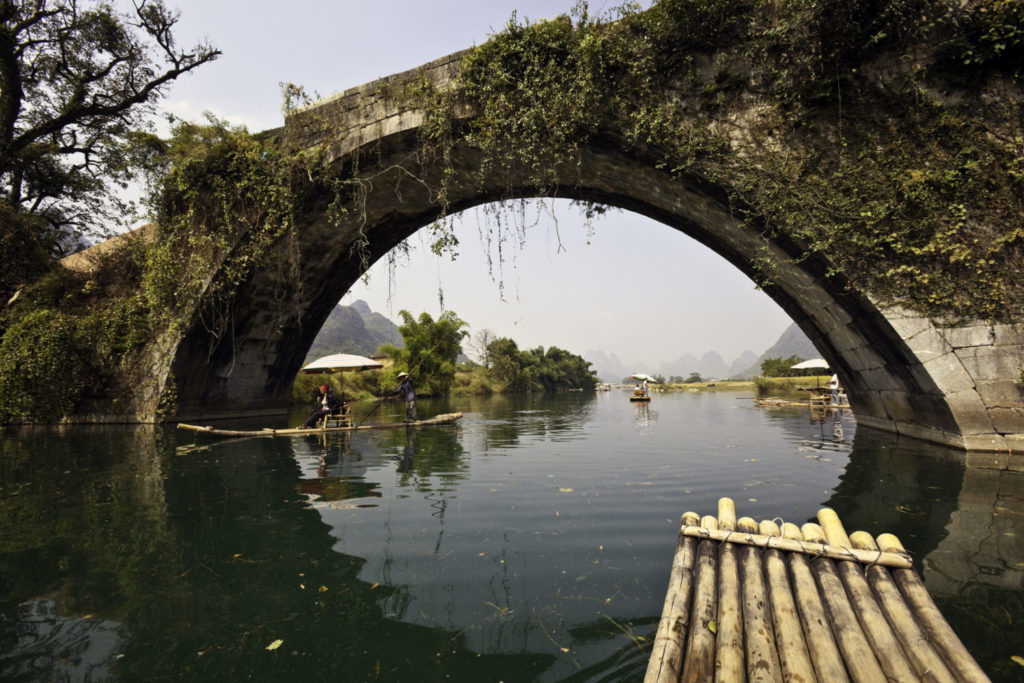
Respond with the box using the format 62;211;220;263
290;371;828;405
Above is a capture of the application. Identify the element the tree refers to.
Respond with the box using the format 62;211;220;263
760;355;805;377
379;310;468;396
467;327;497;368
683;372;702;384
0;0;220;253
487;340;596;393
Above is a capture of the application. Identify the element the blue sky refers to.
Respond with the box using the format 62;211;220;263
160;0;793;366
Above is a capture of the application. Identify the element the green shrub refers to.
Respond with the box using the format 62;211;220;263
0;309;92;422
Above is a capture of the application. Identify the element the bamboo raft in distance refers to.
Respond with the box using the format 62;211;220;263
176;412;463;437
646;497;990;683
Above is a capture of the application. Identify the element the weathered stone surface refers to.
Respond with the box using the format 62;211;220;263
1005;435;1024;458
922;353;976;394
878;390;916;423
961;446;1008;467
883;311;933;340
994;324;1024;347
975;380;1024;407
901;325;952;362
957;345;1024;383
944;389;996;434
943;324;996;349
987;407;1024;434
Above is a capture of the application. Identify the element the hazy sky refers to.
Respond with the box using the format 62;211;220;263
160;0;794;366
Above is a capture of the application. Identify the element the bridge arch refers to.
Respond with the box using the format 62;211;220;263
164;50;1022;458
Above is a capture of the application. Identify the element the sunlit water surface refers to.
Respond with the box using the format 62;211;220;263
1;391;1022;681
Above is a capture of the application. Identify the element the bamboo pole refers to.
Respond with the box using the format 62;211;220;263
718;497;737;532
816;510;918;682
715;535;744;682
681;516;720;683
782;523;849;682
676;527;912;568
715;499;742;682
876;534;991;683
646;511;702;683
759;520;817;683
737;517;783;682
848;531;957;683
804;522;887;682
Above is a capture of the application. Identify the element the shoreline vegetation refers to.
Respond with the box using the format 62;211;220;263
291;365;827;406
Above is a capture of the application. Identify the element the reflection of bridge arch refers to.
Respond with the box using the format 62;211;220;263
163;51;1022;458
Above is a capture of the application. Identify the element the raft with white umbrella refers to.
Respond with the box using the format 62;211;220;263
630;373;657;402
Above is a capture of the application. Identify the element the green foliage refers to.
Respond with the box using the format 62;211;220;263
936;0;1024;71
485;336;597;392
683;372;703;384
760;355;807;378
379;310;469;396
0;309;91;422
0;0;218;248
140;117;302;340
0;117;301;423
396;0;1024;323
0;204;52;304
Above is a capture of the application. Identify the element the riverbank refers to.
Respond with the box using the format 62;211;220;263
643;376;830;400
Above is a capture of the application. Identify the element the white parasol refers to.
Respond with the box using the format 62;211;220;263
301;353;384;374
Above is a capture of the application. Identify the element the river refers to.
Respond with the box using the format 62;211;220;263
1;391;1021;681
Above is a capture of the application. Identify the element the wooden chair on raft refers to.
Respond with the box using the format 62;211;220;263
317;400;358;429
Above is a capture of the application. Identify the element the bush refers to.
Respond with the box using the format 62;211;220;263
0;309;92;422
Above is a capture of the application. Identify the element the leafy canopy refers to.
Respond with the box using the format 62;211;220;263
380;310;469;396
0;0;219;253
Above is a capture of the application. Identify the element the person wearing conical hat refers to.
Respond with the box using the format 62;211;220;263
391;372;416;422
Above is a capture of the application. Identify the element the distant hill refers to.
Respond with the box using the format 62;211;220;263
735;322;818;377
305;300;403;362
585;348;761;382
584;350;632;382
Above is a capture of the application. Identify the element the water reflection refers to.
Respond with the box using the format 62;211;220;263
1;394;1022;680
633;401;657;428
2;599;125;682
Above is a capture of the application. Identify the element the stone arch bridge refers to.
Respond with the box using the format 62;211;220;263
131;50;1022;463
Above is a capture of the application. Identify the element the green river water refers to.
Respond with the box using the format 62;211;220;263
1;391;1022;681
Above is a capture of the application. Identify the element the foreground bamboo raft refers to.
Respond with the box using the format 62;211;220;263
645;497;990;683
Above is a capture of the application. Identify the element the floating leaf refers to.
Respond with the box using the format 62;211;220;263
266;639;283;651
318;585;328;593
558;487;574;493
708;620;717;634
560;647;570;653
1012;655;1024;668
370;583;379;590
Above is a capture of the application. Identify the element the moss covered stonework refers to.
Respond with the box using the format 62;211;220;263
3;1;1022;461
